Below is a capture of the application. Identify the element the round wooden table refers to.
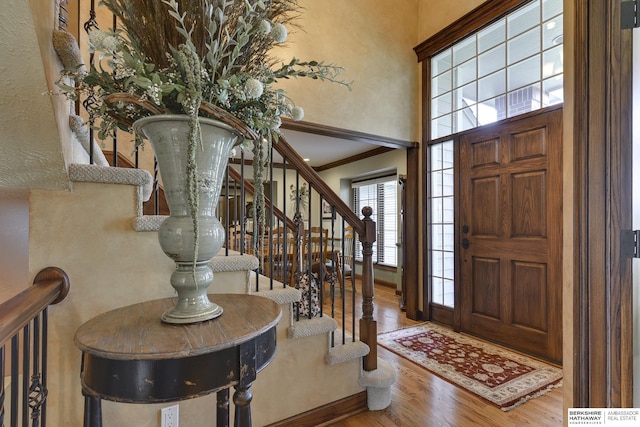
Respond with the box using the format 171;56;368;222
74;294;282;427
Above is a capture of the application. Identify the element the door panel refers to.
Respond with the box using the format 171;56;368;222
471;257;500;318
511;171;546;237
471;176;500;235
511;261;547;331
460;108;562;363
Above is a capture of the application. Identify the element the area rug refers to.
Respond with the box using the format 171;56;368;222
378;322;562;411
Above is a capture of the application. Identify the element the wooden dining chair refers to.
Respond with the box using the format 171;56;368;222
325;226;354;290
264;226;297;284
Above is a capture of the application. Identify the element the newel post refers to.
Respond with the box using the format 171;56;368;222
360;206;377;371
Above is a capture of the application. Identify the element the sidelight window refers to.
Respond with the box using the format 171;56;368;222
429;141;454;307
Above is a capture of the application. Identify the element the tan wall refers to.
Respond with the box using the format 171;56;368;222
28;0;76;173
417;0;486;40
28;181;363;426
0;0;70;191
0;189;29;303
29;184;176;426
76;0;423;190
275;0;420;142
79;0;420;146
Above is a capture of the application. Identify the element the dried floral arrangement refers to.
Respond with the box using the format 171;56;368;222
56;0;351;258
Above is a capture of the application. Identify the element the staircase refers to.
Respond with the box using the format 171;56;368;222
38;163;395;426
12;1;396;423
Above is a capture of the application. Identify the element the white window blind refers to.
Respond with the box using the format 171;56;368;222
352;176;398;266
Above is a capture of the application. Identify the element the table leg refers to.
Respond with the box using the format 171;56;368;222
83;395;102;427
217;389;230;427
232;384;253;427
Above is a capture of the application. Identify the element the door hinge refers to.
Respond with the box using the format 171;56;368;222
622;0;639;29
621;230;640;258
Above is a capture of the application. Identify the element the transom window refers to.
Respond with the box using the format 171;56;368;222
430;0;563;139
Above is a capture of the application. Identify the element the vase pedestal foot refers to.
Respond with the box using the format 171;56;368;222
161;300;224;324
162;263;223;324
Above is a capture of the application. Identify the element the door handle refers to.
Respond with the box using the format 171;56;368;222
461;238;470;249
462;225;469;234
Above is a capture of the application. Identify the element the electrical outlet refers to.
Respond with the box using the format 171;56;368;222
161;404;179;427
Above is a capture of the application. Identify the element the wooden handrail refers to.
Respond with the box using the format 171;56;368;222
273;135;367;237
0;267;70;347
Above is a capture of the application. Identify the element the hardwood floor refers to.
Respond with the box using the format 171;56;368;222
324;283;564;427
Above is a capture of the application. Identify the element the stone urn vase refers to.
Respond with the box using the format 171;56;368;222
133;114;240;324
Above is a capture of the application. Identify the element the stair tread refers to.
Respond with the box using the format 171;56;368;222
288;316;338;339
326;340;370;366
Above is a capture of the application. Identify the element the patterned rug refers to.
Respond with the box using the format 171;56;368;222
378;322;563;411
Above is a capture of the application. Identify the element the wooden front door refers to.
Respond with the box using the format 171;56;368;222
459;107;562;364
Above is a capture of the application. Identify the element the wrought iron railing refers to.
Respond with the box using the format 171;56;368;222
0;267;70;426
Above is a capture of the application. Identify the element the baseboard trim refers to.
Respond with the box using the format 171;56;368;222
353;273;397;290
264;391;368;427
375;278;397;288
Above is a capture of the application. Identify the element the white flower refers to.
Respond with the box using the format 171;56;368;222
271;23;288;43
245;78;264;99
89;30;118;52
271;115;282;130
291;106;304;121
258;20;272;35
146;84;161;105
102;36;119;52
88;30;108;50
113;63;135;79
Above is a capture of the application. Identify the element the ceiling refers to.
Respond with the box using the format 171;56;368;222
278;129;381;168
230;120;412;170
230;128;381;170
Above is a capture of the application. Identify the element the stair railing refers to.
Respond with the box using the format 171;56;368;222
269;136;378;371
0;267;70;426
89;126;379;372
74;2;379;372
226;149;378;372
